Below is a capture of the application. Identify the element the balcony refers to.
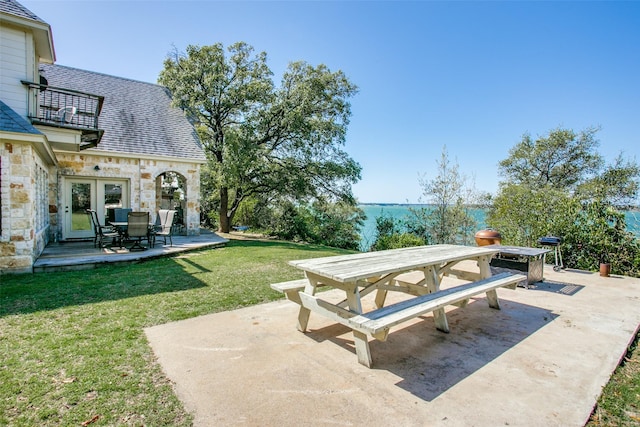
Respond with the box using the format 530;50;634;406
22;81;105;150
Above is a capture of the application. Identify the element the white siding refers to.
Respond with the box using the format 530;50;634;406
0;25;30;116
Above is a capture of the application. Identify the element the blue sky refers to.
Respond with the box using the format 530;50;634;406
22;0;640;203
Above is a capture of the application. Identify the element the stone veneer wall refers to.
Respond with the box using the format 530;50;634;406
54;152;202;237
0;142;49;274
0;148;202;274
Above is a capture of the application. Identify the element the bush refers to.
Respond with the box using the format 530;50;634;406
489;188;640;277
370;214;425;251
562;201;640;276
265;199;364;250
371;233;425;251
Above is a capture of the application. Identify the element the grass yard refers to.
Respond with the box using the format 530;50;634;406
0;239;349;426
1;238;638;426
587;332;640;426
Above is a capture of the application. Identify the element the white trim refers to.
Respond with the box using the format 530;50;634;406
0;11;55;63
70;147;207;164
0;130;57;166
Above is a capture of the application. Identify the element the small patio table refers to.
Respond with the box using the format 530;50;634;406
288;244;502;366
109;220;154;248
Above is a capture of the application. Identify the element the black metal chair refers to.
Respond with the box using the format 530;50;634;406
127;211;151;251
152;209;176;247
86;209;121;248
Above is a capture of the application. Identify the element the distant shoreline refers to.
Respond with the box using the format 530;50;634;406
357;204;639;251
358;203;640;212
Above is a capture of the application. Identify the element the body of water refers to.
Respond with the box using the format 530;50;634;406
358;204;640;251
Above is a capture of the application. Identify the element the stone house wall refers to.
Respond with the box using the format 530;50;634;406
0;141;50;274
53;152;202;239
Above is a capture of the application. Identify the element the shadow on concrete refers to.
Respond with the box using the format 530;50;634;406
306;299;558;401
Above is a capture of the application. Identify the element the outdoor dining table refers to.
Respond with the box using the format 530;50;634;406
108;221;130;238
108;220;155;246
108;221;154;230
108;221;128;228
287;244;504;366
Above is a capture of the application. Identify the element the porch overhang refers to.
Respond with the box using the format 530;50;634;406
0;130;57;166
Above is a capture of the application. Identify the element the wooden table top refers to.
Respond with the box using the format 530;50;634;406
289;244;500;284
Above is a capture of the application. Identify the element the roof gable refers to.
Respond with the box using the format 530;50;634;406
1;0;55;63
0;0;45;22
39;64;205;161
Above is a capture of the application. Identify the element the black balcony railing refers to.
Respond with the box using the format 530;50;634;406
22;81;105;149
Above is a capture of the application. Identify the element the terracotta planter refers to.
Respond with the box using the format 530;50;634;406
599;263;611;277
474;229;502;246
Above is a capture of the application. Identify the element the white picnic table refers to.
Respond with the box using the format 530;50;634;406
277;244;524;367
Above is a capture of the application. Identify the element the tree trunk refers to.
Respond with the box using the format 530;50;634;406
219;186;231;233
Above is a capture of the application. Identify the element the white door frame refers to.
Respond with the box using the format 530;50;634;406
62;178;129;240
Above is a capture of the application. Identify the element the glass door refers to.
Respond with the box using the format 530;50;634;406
63;179;129;240
65;180;95;239
101;181;128;225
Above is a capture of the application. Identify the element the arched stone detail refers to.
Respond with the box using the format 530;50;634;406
147;164;201;236
154;171;186;231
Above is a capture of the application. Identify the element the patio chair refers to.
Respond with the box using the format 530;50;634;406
127;211;151;251
108;208;132;223
152;209;176;247
86;209;121;248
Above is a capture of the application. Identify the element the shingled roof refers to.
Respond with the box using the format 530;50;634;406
39;64;206;162
0;99;43;135
0;0;45;23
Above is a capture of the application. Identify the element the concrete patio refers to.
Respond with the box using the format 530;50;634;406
145;264;640;426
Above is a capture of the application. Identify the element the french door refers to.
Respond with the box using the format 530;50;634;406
63;178;129;239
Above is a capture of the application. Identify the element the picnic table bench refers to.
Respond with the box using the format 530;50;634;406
272;245;526;367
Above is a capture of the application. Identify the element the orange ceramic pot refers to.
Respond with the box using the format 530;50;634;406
474;229;502;246
599;263;611;277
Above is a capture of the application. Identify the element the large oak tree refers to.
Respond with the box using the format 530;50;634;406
159;42;361;232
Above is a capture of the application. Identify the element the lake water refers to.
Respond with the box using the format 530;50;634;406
358;204;640;251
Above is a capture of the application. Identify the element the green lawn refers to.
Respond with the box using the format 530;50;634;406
587;334;640;426
0;240;349;426
1;239;637;426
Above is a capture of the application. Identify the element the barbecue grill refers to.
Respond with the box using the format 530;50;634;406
538;236;563;271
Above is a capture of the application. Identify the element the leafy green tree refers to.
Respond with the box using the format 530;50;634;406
498;127;603;191
576;154;640;207
159;42;361;232
266;199;364;250
372;233;426;251
498;126;639;207
491;126;640;276
269;200;313;242
407;146;478;245
307;199;365;250
487;184;580;247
